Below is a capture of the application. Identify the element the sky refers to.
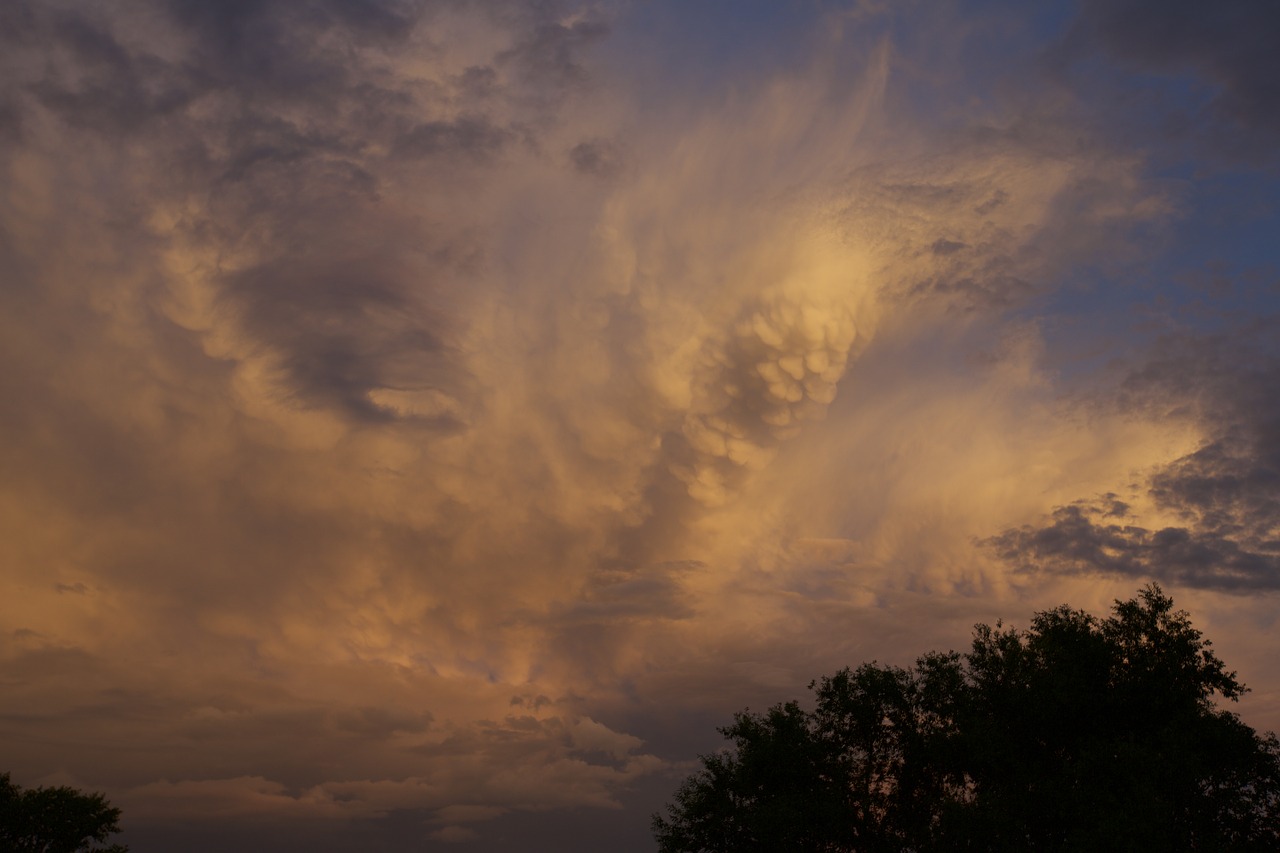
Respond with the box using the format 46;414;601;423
2;0;1279;850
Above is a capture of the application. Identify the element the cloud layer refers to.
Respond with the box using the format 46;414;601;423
3;1;1280;850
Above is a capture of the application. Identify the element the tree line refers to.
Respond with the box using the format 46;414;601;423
654;586;1280;851
0;773;127;852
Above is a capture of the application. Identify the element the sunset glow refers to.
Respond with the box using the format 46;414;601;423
3;2;1279;850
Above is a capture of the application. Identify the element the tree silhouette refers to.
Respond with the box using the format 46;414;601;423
653;585;1280;852
0;773;129;853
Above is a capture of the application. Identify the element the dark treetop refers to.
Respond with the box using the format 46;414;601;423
653;585;1280;852
0;773;128;853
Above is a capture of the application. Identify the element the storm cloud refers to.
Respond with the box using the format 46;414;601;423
3;2;1280;851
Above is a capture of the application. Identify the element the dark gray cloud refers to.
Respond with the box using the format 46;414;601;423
221;251;464;424
160;0;422;110
4;0;413;136
1067;0;1280;162
930;238;968;257
0;0;608;424
988;321;1280;590
333;706;434;737
986;500;1280;591
569;137;624;177
555;563;699;624
395;114;514;161
165;0;419;47
497;13;610;90
29;15;196;133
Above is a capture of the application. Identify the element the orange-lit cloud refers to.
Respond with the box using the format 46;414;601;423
3;1;1279;850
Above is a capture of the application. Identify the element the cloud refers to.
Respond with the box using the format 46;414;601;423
1065;0;1280;162
497;9;610;90
430;824;480;842
568;136;624;177
3;1;1272;848
117;709;659;823
987;322;1280;590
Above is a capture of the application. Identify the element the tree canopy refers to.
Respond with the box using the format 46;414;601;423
0;773;128;853
653;585;1280;852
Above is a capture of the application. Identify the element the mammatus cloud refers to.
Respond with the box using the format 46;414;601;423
2;0;1276;848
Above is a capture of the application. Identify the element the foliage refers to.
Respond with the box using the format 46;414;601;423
0;773;129;853
653;585;1280;852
